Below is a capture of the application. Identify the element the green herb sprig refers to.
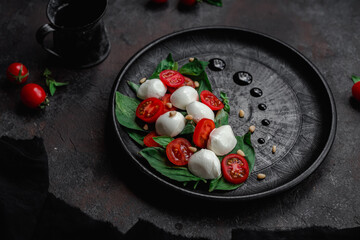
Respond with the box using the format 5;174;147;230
43;68;69;96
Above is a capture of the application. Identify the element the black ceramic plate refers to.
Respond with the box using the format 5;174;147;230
110;27;336;201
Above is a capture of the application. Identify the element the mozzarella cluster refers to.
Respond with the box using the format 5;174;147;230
154;86;213;137
137;80;237;180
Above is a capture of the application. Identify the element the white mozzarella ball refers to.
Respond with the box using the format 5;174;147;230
188;149;221;179
137;79;167;100
170;86;199;110
207;125;237;156
155;111;186;137
186;101;214;123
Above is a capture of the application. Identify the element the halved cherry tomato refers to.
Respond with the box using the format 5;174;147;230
193;118;215;148
221;154;249;184
143;131;161;147
136;97;164;123
166;138;193;166
200;90;224;111
161;93;177;112
167;76;195;93
159;70;185;88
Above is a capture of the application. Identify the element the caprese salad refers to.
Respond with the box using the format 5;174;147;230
115;54;255;191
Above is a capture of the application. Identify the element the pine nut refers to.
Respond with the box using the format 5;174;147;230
139;77;146;84
185;115;193;120
194;81;200;88
169;111;177;117
257;173;266;180
249;125;256;133
239;109;245;118
237;149;245;157
143;124;148;131
189;57;195;62
166;102;173;109
272;145;277;154
189;146;197;153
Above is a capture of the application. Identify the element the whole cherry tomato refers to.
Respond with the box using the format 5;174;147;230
180;0;197;6
20;83;48;109
6;62;29;84
352;75;360;101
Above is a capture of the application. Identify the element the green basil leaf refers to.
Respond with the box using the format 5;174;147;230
205;0;222;7
53;81;69;87
179;58;208;76
209;132;255;191
149;53;178;79
127;129;146;146
180;120;196;135
195;71;213;94
115;91;144;131
140;147;205;183
220;91;230;113
49;82;56;96
214;109;229;127
127;81;140;94
153;136;174;148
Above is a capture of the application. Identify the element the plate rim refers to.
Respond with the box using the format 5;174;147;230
109;26;337;201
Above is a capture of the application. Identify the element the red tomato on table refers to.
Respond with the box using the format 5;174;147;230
352;76;360;101
7;62;29;84
136;97;164;123
167;76;195;93
159;70;185;88
20;83;48;108
166;138;193;166
221;154;249;184
200;90;224;110
193;118;215;148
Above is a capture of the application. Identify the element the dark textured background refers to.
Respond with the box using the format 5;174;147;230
1;0;360;239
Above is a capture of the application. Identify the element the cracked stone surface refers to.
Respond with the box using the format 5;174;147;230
1;0;360;239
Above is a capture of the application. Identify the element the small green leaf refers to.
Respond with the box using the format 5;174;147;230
49;82;56;96
220;91;230;113
53;81;69;87
153;136;174;148
352;75;360;84
180;121;196;135
43;68;52;77
115;91;144;131
214;109;229;127
127;129;146;146
127;81;140;94
204;0;222;7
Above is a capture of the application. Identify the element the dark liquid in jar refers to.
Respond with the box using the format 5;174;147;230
258;103;267;110
208;58;226;71
250;88;263;97
233;71;252;85
258;138;265;144
262;119;270;126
